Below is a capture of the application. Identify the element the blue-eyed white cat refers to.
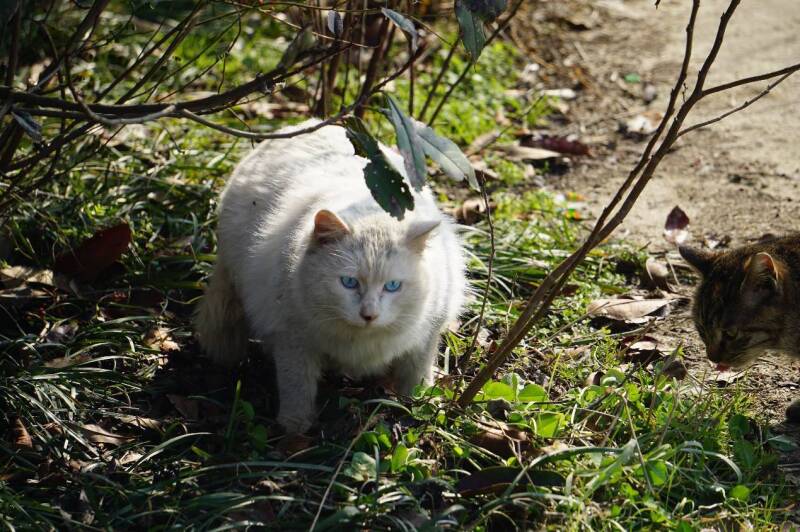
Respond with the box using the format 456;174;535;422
194;120;467;433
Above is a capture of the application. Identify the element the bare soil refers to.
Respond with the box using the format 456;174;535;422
522;0;800;471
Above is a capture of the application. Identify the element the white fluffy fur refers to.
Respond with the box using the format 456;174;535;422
194;120;466;433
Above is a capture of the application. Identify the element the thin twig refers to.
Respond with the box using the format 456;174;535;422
457;173;495;371
678;70;798;138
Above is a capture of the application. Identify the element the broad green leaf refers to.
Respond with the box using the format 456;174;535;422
342;451;377;482
534;412;564;438
276;25;315;71
455;0;486;62
412;118;479;190
463;0;508;22
729;484;751;501
518;383;547;403
481;381;515;402
381;8;418;52
385;96;427;190
344;117;414;220
644;460;668;486
391;443;409;472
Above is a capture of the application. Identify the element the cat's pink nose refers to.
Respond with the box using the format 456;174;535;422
360;310;377;322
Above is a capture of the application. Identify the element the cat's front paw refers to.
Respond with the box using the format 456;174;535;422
787;399;800;424
277;411;314;434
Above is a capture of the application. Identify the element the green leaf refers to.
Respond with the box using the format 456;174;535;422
481;381;515;402
391;443;409;473
455;0;486;62
385;96;427;190
644;460;668;486
342;451;377;482
518;383;548;403
381;8;418;52
534;412;564;438
463;0;508;22
412;118;478;190
733;440;756;469
344;117;414;220
249;424;268;450
729;484;751;502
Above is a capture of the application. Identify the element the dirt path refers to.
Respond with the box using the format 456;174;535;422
540;0;800;451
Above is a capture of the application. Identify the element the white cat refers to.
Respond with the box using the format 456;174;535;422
194;120;467;433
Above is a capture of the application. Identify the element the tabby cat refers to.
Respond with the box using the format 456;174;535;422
680;236;800;422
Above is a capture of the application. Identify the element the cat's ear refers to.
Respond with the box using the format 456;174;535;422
406;220;440;253
313;209;350;244
742;252;781;292
679;245;715;276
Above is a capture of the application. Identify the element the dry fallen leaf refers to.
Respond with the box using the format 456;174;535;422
587;298;670;323
520;134;590;156
144;327;180;352
117;414;163;431
663;206;690;245
469;421;530;458
54;223;132;282
494;144;561;162
72;423;133;446
0;266;55;289
167;394;200;420
645;258;672;291
12;418;33;449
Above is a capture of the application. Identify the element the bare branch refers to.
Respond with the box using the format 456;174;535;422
678;70;797;138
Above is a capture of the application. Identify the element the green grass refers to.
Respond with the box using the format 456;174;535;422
1;3;797;530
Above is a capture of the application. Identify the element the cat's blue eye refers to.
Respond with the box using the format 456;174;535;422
340;276;359;289
384;280;402;293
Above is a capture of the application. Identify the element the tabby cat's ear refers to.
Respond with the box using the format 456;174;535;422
679;245;715;276
743;252;780;291
406;220;440;253
313;209;350;244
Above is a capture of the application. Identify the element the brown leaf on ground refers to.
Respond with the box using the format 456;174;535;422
466;131;501;155
494;144;561;162
144;327;180;352
520;134;590;156
587;297;670;323
0;266;54;289
117;415;163;432
166;394;200;420
663;206;690;245
54;223;132;282
469;421;530;458
72;423;133;446
644;258;672;292
12;418;33;449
